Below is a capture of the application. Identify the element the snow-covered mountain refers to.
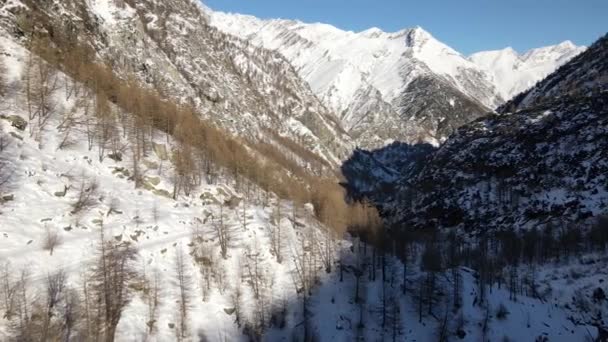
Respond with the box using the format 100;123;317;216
340;37;608;339
499;34;608;114
209;9;584;148
470;41;586;101
343;34;608;233
209;11;500;148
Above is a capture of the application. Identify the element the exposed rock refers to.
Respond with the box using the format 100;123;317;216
143;159;159;170
152;143;169;161
1;115;27;131
153;189;172;199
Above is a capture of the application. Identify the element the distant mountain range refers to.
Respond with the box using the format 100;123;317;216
209;9;585;148
470;41;586;101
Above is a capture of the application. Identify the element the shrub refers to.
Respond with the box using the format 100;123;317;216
496;303;510;320
43;226;62;255
71;177;99;214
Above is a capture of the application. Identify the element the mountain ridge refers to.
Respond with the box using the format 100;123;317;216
209;8;584;148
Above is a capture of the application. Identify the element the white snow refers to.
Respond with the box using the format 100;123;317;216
470;41;586;101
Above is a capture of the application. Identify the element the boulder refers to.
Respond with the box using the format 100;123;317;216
153;188;172;198
1;194;14;202
152;143;169;160
1;115;27;131
143;159;159;170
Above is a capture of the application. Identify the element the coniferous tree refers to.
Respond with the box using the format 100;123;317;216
421;240;442;315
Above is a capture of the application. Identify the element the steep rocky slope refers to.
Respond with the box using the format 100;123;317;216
0;30;334;340
392;93;608;231
1;0;353;166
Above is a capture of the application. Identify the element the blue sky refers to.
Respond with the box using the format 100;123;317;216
204;0;607;55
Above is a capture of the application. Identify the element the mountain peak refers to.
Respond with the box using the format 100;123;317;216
557;40;576;49
359;27;384;38
502;46;519;55
403;26;435;46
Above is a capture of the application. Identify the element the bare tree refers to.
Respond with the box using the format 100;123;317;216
71;175;99;214
57;95;87;150
290;227;319;342
268;199;283;263
62;287;81;342
43;225;62;255
90;226;139;342
81;270;99;341
143;266;161;336
241;194;248;231
130;145;143;188
23;38;59;142
421;241;442;316
229;272;243;328
244;237;265;300
214;202;232;259
385;290;402;342
0;128;13;195
95;92;117;162
193;239;216;302
0;262;16;320
174;247;192;340
171;141;196;198
243;237;274;339
316;221;335;274
151;200;160;225
13;268;31;337
41;270;66;341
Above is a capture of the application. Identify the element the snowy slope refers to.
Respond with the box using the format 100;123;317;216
499;33;608;113
470;41;585;101
0;29;342;341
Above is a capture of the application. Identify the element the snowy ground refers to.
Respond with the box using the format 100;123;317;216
0;27;604;342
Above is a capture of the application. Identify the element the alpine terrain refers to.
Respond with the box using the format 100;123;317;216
343;33;608;340
0;0;606;341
